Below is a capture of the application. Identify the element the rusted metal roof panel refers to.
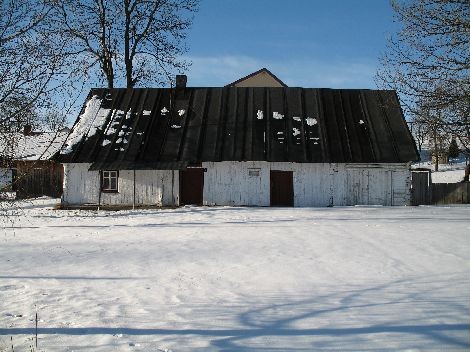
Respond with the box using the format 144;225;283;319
58;87;419;169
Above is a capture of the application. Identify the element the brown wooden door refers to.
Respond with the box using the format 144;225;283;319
411;170;431;205
270;170;294;206
180;168;204;205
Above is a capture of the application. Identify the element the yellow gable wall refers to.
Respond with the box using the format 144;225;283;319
233;71;284;87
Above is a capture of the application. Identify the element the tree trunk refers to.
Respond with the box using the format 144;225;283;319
124;0;132;88
103;59;114;89
98;0;114;89
433;127;439;172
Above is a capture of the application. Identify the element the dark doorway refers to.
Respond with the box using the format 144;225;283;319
411;169;432;205
180;168;204;205
270;170;294;206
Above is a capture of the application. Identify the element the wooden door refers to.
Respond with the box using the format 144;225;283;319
270;170;294;206
180;168;204;205
411;170;431;205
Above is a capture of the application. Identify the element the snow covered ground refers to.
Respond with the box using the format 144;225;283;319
1;199;470;351
413;161;468;183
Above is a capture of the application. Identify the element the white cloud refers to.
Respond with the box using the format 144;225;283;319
185;55;377;89
184;55;262;86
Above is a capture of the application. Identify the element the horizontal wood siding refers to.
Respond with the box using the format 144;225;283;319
63;163;179;206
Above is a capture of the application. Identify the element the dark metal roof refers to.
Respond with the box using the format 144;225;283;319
58;87;419;169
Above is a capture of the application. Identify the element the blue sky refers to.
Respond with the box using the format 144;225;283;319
185;0;398;88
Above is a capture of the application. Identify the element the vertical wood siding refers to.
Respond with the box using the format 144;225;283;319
63;163;179;206
203;162;270;206
13;161;63;199
63;162;410;207
203;161;411;206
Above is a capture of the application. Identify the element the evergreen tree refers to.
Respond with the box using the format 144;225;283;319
448;138;460;159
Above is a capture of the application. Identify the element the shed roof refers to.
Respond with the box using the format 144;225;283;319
58;87;419;169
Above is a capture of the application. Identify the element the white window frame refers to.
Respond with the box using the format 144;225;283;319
101;170;118;192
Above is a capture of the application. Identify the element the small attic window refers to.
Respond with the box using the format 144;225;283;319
248;168;260;177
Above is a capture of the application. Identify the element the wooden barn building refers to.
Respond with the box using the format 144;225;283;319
0;127;68;198
58;73;419;208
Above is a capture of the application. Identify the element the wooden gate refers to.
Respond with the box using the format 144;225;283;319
411;169;432;205
270;170;294;206
13;161;64;199
179;167;204;205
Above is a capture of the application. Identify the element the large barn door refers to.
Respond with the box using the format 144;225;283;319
180;167;204;205
270;170;294;206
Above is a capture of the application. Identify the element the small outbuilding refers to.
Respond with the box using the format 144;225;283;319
0;127;68;198
58;74;419;208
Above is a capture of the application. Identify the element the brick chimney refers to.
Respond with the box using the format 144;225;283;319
23;124;32;136
176;75;187;88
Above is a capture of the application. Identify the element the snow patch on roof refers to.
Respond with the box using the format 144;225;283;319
0;132;68;161
306;117;317;126
62;96;110;154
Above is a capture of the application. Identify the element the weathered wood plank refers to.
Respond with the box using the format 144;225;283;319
432;183;470;205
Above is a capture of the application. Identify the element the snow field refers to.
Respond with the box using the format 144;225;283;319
1;200;470;351
413;160;468;183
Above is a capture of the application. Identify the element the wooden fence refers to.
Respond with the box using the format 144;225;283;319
432;182;470;205
13;161;63;199
411;169;470;205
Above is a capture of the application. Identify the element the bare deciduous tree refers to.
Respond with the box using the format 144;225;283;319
377;0;470;172
55;0;199;89
412;101;450;171
0;0;72;208
0;0;58;131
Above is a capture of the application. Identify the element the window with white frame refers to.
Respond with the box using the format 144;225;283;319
101;170;118;192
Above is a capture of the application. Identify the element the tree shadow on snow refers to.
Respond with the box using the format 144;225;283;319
1;276;469;350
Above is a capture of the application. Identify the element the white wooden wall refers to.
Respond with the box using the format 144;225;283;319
203;161;270;206
63;162;411;207
62;163;179;206
203;161;411;207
